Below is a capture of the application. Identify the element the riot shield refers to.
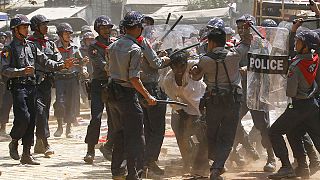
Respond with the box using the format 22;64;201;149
142;24;199;52
247;27;290;115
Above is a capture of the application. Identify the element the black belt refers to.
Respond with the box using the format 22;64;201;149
55;73;78;79
10;77;36;85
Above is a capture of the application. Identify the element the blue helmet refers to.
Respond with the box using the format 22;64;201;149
94;15;114;33
123;11;144;27
225;27;235;35
207;17;225;30
30;14;49;31
296;30;320;50
0;31;7;37
56;23;73;35
236;14;256;25
10;14;31;29
312;29;320;37
261;19;277;27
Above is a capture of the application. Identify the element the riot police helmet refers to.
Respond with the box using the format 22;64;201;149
56;23;73;35
10;14;31;29
30;14;49;31
296;30;320;50
261;19;277;27
83;31;95;39
225;27;235;35
236;14;256;25
207;17;225;30
207;27;227;46
123;11;144;28
94;15;114;33
81;25;92;34
144;15;154;26
0;31;7;37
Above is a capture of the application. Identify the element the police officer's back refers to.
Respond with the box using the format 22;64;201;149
190;26;251;179
108;11;157;179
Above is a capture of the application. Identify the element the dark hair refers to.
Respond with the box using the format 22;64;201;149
170;50;189;66
207;28;226;47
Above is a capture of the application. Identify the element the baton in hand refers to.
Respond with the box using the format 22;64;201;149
160;15;183;42
248;22;265;39
156;100;188;107
165;13;171;25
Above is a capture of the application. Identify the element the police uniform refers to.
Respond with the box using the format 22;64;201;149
192;32;250;178
28;33;62;145
108;33;145;178
267;29;320;179
54;39;83;129
0;75;12;131
79;36;93;106
1;15;62;164
137;35;168;171
84;35;113;161
83;16;115;164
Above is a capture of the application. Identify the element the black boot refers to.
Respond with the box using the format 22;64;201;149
268;157;295;179
34;138;45;154
99;141;113;161
229;150;246;167
42;138;54;157
20;146;40;165
84;144;95;164
294;156;310;178
264;148;276;172
145;161;164;175
210;168;224;180
9;139;20;160
65;123;73;138
54;118;63;137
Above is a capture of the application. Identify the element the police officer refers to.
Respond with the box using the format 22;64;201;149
83;15;114;164
137;18;171;175
79;31;95;108
0;32;7;48
108;11;157;179
1;14;67;165
4;31;12;45
190;24;252;179
0;35;12;137
53;23;88;138
268;24;320;179
28;14;70;157
231;15;277;172
0;31;12;137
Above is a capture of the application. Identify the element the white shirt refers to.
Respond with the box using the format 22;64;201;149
163;60;206;116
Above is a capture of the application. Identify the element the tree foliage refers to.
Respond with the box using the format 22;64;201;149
187;0;228;10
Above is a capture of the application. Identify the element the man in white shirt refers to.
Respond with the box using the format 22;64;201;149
162;50;208;175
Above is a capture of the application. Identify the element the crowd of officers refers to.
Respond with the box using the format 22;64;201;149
1;3;320;180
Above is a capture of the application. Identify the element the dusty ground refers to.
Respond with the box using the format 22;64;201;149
0;108;320;180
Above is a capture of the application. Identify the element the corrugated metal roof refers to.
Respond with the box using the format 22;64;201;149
126;0;187;5
148;7;230;24
26;6;87;20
